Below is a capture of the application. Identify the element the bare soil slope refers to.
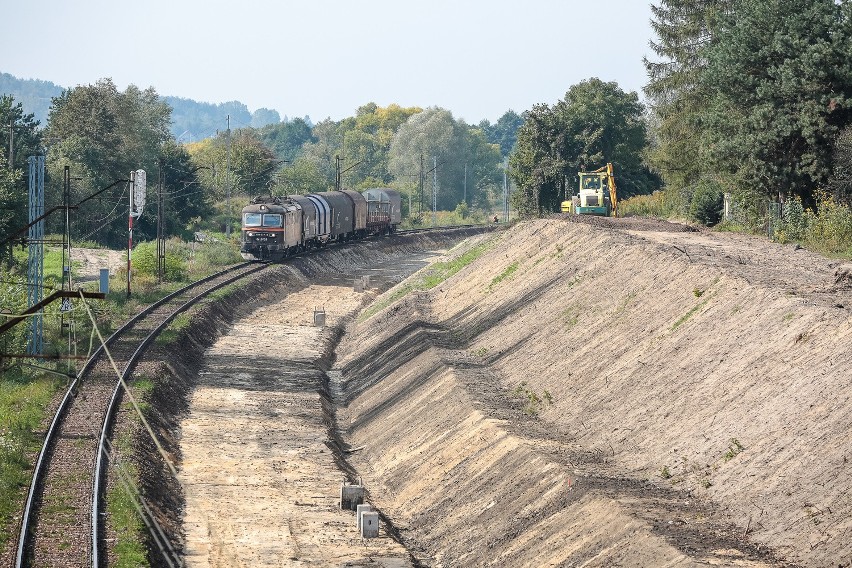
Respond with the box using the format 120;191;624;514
334;218;851;567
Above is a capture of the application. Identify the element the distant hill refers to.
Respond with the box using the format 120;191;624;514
0;72;64;126
0;72;283;139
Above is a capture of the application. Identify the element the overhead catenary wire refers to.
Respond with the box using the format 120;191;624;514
77;289;179;477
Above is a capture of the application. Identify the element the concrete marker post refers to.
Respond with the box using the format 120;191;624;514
361;511;379;538
356;504;372;531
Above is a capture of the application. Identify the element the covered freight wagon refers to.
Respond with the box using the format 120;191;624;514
361;188;402;233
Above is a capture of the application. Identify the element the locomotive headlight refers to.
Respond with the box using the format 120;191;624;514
247;231;255;237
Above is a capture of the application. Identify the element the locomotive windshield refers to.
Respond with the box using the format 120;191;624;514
243;213;283;227
244;213;262;227
262;214;283;227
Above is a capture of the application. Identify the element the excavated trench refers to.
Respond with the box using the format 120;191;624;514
123;219;851;567
118;229;489;567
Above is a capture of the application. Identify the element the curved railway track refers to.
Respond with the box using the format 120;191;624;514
14;261;267;568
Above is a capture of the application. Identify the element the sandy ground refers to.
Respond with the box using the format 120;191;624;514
175;238;456;567
70;248;124;282
333;218;851;567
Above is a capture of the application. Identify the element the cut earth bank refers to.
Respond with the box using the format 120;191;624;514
334;217;851;567
161;218;851;567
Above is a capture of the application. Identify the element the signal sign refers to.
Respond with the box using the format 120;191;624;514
131;169;147;217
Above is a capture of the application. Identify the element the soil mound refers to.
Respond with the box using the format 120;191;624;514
335;218;851;567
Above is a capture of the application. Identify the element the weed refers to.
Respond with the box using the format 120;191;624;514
512;381;552;415
472;346;489;358
660;466;672;479
614;291;638;316
693;287;704;298
671;296;711;331
782;312;797;323
561;303;581;327
723;438;744;462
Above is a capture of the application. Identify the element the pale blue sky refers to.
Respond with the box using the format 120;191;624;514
1;0;656;125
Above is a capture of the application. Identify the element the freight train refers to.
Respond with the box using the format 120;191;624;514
240;188;402;261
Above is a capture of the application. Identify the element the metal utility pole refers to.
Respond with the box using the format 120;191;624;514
26;156;45;356
225;115;232;238
432;156;438;227
8;117;13;168
419;154;424;215
335;155;341;191
157;157;165;282
503;160;509;223
127;171;135;299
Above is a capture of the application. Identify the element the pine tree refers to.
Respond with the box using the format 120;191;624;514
700;0;852;206
643;1;733;201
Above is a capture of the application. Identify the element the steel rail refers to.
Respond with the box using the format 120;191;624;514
14;261;260;568
91;262;267;567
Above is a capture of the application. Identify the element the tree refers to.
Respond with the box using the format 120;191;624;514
258;117;315;163
510;79;656;216
0;95;42;251
250;108;281;129
643;0;733;199
480;110;524;158
829;125;852;203
341;103;422;186
186;128;279;199
699;0;852;207
44;79;172;247
132;141;213;242
389;107;501;212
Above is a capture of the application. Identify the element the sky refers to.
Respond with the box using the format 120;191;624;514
0;0;657;126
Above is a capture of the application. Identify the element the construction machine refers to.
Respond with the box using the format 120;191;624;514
560;162;618;217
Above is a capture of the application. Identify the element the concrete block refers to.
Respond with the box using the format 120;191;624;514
353;279;364;292
360;511;379;538
313;309;326;327
339;482;364;510
356;504;373;530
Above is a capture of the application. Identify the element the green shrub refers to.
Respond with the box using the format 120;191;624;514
689;180;724;226
131;241;186;281
619;190;680;218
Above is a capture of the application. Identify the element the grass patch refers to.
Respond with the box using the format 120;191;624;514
155;312;192;345
359;239;495;322
0;374;63;549
357;284;414;322
488;262;519;291
420;241;493;290
107;429;149;568
671;297;711;331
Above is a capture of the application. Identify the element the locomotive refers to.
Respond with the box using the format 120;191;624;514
240;188;402;261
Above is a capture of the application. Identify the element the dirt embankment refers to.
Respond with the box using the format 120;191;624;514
119;227;492;567
334;218;851;567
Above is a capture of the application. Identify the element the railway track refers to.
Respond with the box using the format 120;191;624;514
14;261;267;568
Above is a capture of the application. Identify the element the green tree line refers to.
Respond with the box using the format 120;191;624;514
510;0;852;236
0;80;521;253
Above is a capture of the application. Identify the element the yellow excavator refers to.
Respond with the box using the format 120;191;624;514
561;162;618;217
